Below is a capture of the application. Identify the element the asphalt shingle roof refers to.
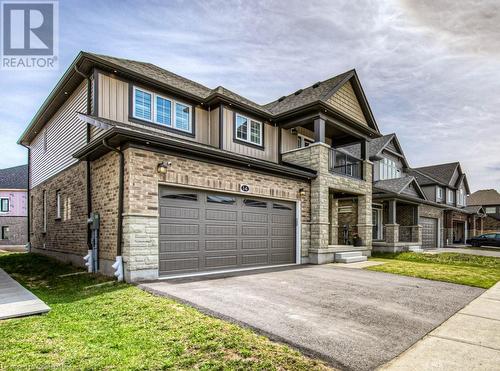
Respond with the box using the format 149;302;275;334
0;165;28;189
373;176;416;194
264;71;353;115
413;162;459;186
341;134;395;159
406;168;441;186
467;189;500;206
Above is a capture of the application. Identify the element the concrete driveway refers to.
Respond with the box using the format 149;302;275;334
140;265;483;371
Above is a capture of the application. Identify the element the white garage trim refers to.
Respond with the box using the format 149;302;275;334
296;200;301;264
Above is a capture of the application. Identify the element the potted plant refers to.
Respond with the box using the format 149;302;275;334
352;233;363;247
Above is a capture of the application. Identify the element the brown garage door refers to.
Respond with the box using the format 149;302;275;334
421;217;438;249
158;187;296;276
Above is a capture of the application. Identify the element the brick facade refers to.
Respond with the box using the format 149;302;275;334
0;216;27;245
122;146;311;281
30;162;88;261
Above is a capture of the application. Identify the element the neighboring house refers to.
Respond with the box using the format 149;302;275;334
19;51;383;281
0;165;28;246
408;163;485;245
344;134;447;251
467;189;500;233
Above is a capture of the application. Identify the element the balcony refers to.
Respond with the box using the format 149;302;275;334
329;149;362;179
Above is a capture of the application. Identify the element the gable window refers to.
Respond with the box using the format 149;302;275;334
485;207;496;214
0;198;9;212
56;190;62;220
447;189;453;204
132;86;192;134
235;114;262;146
457;188;465;206
379;158;401;180
437;187;443;200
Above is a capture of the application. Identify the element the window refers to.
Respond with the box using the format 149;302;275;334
56;190;61;219
273;203;292;210
1;226;8;240
485;207;496;214
43;190;47;233
447;189;453;204
297;134;314;148
457;188;465;206
378;158;401;180
235;114;262;146
243;199;267;208
437;187;443;200
132;86;192;133
207;195;236;204
162;193;198;201
0;198;9;212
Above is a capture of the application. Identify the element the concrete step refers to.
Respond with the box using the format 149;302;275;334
408;246;423;253
334;251;367;263
335;255;368;263
335;251;363;259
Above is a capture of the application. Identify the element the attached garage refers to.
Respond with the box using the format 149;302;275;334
158;186;297;277
420;217;438;249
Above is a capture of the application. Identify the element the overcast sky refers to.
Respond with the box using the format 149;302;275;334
0;0;499;191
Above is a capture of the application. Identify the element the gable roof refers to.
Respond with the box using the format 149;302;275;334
0;165;28;189
467;189;500;206
413;162;459;186
373;176;426;199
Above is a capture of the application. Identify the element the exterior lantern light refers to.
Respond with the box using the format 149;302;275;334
299;188;306;197
157;161;171;174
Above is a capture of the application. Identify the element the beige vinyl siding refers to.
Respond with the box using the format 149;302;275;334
281;126;331;153
209;107;219;147
327;81;368;126
30;81;88;188
96;72;211;145
223;108;278;163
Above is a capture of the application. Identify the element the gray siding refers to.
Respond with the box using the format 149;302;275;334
30;81;88;188
422;185;437;202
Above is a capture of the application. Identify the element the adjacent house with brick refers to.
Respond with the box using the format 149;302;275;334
0;165;28;246
17;51;487;282
467;189;500;234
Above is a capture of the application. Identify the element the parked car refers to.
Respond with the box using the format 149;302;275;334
466;233;500;247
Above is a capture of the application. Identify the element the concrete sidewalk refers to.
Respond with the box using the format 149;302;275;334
381;281;500;370
0;268;50;320
426;247;500;258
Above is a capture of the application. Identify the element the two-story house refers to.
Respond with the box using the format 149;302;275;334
0;165;28;246
19;52;385;281
467;189;500;234
408;163;484;245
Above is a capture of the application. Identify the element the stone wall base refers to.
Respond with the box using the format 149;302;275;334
372;242;422;253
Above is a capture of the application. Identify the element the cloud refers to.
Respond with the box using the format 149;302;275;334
0;0;499;191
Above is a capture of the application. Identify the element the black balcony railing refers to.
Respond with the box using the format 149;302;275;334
329;149;362;179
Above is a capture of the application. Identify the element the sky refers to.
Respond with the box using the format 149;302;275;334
0;0;499;191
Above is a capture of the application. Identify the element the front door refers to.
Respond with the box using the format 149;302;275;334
372;209;382;240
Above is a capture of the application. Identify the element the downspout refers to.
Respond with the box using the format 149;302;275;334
102;139;125;281
74;65;93;251
21;144;31;251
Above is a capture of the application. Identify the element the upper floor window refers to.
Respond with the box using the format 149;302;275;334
379;158;401;180
447;189;453;203
132;86;192;134
437;187;443;200
457;188;465;206
485;207;496;214
235;114;262;146
56;190;62;220
0;198;9;212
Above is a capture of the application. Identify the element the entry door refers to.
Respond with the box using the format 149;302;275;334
158;187;296;277
372;209;382;240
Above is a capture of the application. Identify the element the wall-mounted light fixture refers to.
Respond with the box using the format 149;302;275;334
298;188;306;197
157;161;172;174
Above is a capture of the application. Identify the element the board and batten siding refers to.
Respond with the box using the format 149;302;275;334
326;81;368;126
30;81;88;188
222;108;278;163
95;72;212;146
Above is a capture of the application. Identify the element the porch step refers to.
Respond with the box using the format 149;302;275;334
408;246;423;253
334;251;367;263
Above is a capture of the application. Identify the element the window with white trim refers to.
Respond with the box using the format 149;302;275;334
0;198;9;212
447;189;453;204
132;86;192;134
235;114;262;146
378;158;401;180
485;207;496;214
437;187;443;200
56;190;62;219
457;188;465;206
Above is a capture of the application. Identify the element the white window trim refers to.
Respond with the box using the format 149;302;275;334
234;113;263;146
132;86;193;134
437;187;443;200
485;207;496;214
56;191;61;219
0;197;9;213
379;158;401;180
447;189;453;204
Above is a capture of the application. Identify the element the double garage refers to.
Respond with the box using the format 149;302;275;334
158;186;298;277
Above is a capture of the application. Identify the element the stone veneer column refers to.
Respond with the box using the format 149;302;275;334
356;160;373;248
309;143;331;250
385;224;399;243
330;196;339;245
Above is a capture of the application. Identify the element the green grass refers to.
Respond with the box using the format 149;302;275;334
367;252;500;289
0;253;329;370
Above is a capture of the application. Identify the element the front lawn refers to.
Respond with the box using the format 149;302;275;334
367;252;500;288
0;253;329;370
